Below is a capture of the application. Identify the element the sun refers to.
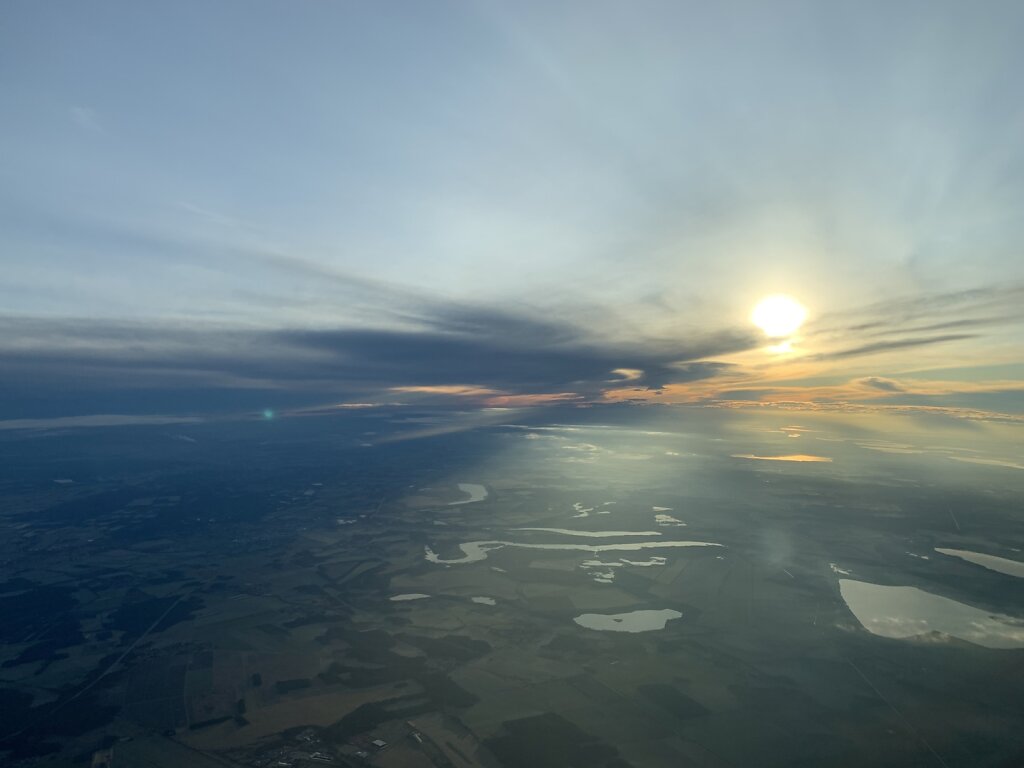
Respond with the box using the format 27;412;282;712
751;295;807;338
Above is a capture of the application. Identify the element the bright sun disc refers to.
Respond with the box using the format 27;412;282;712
751;295;807;338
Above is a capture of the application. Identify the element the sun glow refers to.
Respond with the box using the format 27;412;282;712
751;295;807;338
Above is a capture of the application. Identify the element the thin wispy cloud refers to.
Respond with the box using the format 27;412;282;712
810;333;979;362
857;377;906;393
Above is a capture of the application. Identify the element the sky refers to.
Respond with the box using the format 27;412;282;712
2;1;1023;422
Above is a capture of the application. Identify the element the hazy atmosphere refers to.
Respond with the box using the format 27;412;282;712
2;3;1022;767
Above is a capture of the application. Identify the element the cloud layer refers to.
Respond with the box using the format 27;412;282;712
0;305;755;419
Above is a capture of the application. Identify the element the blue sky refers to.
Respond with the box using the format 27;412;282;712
2;1;1023;420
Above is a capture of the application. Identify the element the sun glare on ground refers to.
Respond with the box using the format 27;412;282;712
751;295;807;338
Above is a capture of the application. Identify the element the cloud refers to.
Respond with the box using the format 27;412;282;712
947;456;1024;471
0;306;754;419
2;203;1016;421
389;385;580;407
805;284;1024;356
610;368;644;381
710;400;1024;425
731;454;832;462
857;376;906;392
479;392;582;407
861;316;1008;338
391;385;503;397
814;285;1024;334
793;284;1022;371
0;414;202;431
810;334;978;361
613;369;1024;414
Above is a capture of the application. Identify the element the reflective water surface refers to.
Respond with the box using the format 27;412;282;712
573;609;683;633
839;579;1024;649
934;548;1024;578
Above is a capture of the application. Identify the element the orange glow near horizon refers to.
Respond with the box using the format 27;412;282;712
731;453;833;462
